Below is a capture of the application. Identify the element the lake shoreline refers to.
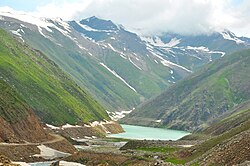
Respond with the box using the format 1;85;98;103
108;124;190;140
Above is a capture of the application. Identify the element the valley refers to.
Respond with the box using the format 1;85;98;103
0;3;250;166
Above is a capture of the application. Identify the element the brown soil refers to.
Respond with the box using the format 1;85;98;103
0;109;49;143
0;155;20;166
0;134;77;162
199;129;250;165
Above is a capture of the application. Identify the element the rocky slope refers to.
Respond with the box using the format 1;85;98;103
122;49;250;131
178;102;250;165
0;155;20;166
0;79;48;143
1;10;249;112
199;129;250;166
0;28;109;125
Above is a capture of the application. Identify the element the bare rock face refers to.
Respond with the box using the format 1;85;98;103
0;109;49;143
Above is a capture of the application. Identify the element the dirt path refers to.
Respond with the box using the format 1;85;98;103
0;134;64;146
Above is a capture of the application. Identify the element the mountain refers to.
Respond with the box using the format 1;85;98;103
0;78;48;143
180;101;250;165
121;49;250;131
0;28;109;125
0;10;249;112
140;30;249;71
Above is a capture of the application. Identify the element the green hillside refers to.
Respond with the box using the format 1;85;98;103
121;49;250;131
0;29;109;125
0;79;29;124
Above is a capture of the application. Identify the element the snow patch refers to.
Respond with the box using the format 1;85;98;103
10;30;22;37
59;161;86;166
107;108;134;121
10;30;24;42
46;124;60;130
141;36;180;48
106;43;127;59
62;123;81;129
221;31;245;44
150;51;192;73
187;46;225;58
100;62;137;92
33;145;70;159
187;46;209;52
165;38;181;47
178;145;194;148
208;51;225;57
128;57;142;70
12;162;30;166
77;21;115;33
89;120;115;134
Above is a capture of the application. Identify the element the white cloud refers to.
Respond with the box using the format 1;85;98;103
9;0;250;36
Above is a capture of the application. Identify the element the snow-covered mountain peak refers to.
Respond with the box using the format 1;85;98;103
80;16;120;31
220;29;245;44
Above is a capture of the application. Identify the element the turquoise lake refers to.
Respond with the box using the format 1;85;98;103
108;124;190;140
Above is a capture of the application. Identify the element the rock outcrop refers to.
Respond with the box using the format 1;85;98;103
0;155;20;166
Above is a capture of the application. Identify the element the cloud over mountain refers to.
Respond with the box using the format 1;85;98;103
3;0;250;36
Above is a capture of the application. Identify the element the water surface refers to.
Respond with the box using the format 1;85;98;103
108;124;190;140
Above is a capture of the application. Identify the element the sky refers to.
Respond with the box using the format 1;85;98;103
0;0;250;37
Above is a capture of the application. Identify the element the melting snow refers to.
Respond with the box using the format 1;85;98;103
89;121;115;134
141;36;180;48
10;30;24;42
187;46;209;52
128;57;142;70
33;145;70;159
12;162;30;166
208;51;225;57
10;30;22;37
221;31;245;44
187;46;225;58
100;62;137;92
165;38;181;47
46;124;60;130
62;123;81;129
108;43;116;52
107;43;127;59
59;161;86;166
76;21;114;33
107;109;134;121
150;51;192;73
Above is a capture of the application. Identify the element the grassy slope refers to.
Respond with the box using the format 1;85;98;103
1;21;173;111
122;49;250;131
0;29;109;125
0;79;29;123
23;28;141;111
